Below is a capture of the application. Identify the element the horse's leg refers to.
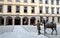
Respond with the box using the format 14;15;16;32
51;28;54;35
44;27;46;35
54;27;57;35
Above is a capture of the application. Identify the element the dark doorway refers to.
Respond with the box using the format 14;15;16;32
30;17;35;25
6;17;12;25
0;17;4;25
15;17;21;25
40;16;43;22
23;17;28;25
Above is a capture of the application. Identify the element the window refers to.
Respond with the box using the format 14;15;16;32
24;6;27;13
8;0;12;2
7;5;11;12
45;0;48;4
0;17;4;25
31;7;34;13
31;0;34;3
24;0;27;3
16;0;20;2
57;8;59;14
16;6;20;13
0;5;3;12
39;0;43;4
39;6;43;13
0;0;4;2
45;7;49;14
56;0;59;5
51;0;54;5
51;7;54;14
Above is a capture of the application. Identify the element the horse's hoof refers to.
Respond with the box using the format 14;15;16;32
56;34;57;35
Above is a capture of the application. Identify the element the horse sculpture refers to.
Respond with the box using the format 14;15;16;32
42;18;57;35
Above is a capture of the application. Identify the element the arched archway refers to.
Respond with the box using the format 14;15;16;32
30;17;35;25
14;17;21;25
6;17;12;25
23;17;28;25
0;16;4;25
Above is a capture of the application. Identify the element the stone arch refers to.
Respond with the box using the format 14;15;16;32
23;17;28;25
30;17;36;25
6;16;12;25
0;16;4;25
14;17;21;25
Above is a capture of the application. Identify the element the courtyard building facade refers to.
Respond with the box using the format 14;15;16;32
0;0;60;25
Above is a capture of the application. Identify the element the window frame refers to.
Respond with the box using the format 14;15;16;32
24;0;27;3
7;5;12;13
31;6;35;13
45;0;48;4
57;7;59;14
56;0;59;5
39;0;43;4
0;5;3;12
45;7;49;14
51;7;54;14
31;0;34;3
39;6;43;13
16;0;20;2
8;0;12;2
0;0;4;2
51;0;54;5
16;5;20;13
24;6;27;13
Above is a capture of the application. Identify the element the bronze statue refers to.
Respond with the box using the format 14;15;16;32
42;18;57;35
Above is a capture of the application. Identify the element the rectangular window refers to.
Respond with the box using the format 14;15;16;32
39;0;43;4
39;6;43;13
16;0;20;2
16;6;20;13
57;8;59;14
45;7;49;14
0;0;4;2
56;0;59;5
45;0;48;4
24;6;27;13
8;0;12;2
51;0;54;5
31;0;34;3
24;0;27;3
31;7;34;13
51;7;54;14
8;5;11;12
0;5;3;12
